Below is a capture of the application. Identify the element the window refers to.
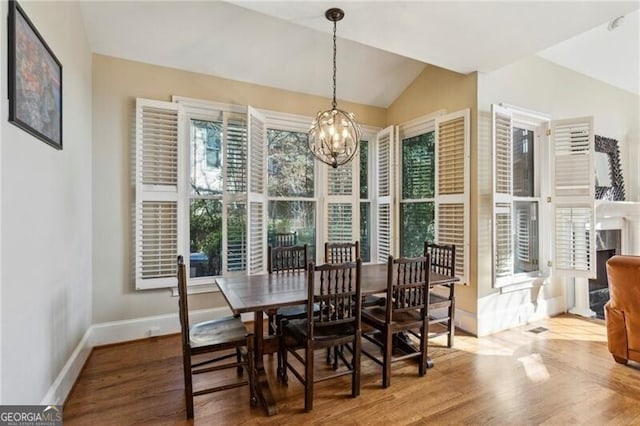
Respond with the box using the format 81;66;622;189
400;131;435;257
394;110;470;284
492;105;548;286
189;119;223;278
359;140;371;262
135;96;469;290
512;127;539;275
267;128;317;259
135;98;250;289
493;105;597;285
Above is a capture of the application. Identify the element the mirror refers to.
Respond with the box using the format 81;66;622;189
594;152;612;187
594;135;625;201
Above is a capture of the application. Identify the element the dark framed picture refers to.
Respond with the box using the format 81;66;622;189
8;0;63;150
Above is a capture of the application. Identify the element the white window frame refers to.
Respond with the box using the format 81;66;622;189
397;112;442;257
358;127;378;263
492;103;557;288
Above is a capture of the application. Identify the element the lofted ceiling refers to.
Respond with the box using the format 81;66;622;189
80;1;640;108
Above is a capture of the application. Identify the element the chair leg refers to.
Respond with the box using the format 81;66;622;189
236;347;243;376
382;328;392;388
326;347;332;365
447;295;455;348
276;318;283;381
304;344;314;412
247;334;258;406
280;338;289;385
419;324;428;377
268;311;276;336
182;349;194;419
352;333;361;397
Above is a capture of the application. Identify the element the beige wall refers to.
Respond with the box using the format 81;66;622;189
387;64;477;125
92;54;386;323
387;65;479;317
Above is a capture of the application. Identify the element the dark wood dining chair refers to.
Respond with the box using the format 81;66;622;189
279;260;362;412
176;256;256;418
274;231;297;247
268;244;314;378
325;241;383;309
324;241;359;264
361;254;431;388
424;242;456;348
323;241;380;368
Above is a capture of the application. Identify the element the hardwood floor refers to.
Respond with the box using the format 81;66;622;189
64;314;640;425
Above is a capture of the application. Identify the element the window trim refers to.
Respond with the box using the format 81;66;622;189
492;103;552;288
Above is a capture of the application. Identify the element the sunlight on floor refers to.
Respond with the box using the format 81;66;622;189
517;353;550;382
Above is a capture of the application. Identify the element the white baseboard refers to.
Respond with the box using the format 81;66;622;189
41;328;92;406
453;308;477;336
43;306;234;405
477;295;565;336
90;307;232;347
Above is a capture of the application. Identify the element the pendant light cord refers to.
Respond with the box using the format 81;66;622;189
332;19;337;109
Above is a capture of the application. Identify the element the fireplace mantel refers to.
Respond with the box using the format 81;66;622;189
570;201;640;318
595;201;640;255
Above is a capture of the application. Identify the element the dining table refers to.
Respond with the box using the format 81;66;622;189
215;262;459;416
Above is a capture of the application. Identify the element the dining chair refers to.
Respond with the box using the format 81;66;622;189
274;231;297;247
279;260;362;412
424;242;456;348
176;255;256;418
323;241;381;368
324;241;359;264
325;241;383;309
361;254;431;388
268;244;315;378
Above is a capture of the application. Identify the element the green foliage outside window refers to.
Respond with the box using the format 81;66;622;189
267;129;314;197
190;199;222;276
401;132;435;257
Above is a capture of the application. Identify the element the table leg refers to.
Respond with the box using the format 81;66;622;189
393;333;434;368
253;311;278;416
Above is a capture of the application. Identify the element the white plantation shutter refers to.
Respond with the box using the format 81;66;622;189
135;98;183;289
375;126;395;262
247;107;267;274
551;117;595;278
435;109;470;283
492;104;514;285
326;161;358;243
223;113;247;273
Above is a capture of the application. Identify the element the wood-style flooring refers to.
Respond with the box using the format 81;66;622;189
63;314;640;425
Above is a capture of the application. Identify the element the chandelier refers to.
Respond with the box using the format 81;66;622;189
308;8;361;168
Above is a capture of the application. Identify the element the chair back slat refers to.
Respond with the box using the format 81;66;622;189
268;244;308;274
386;255;430;321
274;231;297;247
177;255;190;347
308;260;361;335
424;242;456;277
324;241;360;264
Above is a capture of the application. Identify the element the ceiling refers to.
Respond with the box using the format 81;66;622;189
80;1;640;108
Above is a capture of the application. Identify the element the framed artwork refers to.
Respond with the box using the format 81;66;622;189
594;135;625;201
8;0;63;150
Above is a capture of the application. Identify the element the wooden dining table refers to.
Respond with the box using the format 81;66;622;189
216;263;459;416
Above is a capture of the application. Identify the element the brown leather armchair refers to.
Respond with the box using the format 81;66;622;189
605;255;640;365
